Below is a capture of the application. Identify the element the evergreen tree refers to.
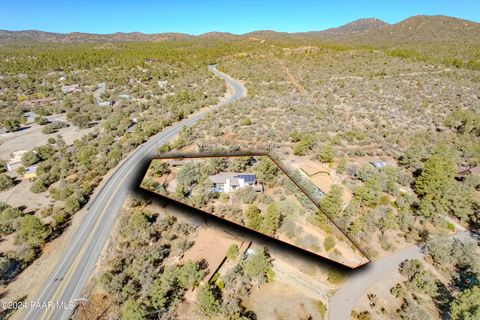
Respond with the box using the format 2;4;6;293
244;205;262;231
261;203;281;236
197;285;220;316
121;300;145;320
450;285;480;320
319;184;343;217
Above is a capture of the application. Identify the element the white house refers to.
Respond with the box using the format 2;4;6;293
7;150;27;171
98;101;113;107
209;172;260;193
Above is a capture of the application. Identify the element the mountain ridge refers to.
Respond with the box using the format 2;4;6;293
1;15;479;44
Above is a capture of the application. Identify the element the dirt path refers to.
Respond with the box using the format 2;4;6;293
279;60;307;95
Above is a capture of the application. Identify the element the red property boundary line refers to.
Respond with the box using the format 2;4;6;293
140;152;371;269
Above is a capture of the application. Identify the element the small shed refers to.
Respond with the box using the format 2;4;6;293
370;161;386;169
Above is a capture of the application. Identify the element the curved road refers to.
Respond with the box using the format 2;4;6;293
22;65;245;320
329;231;476;320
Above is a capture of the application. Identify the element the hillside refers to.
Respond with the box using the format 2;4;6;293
1;15;479;51
349;15;480;44
321;18;389;34
0;30;192;43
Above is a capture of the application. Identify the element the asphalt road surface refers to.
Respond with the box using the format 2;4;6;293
22;65;245;320
329;231;476;320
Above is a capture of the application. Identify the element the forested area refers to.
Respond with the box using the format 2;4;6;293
0;40;245;287
180;44;479;261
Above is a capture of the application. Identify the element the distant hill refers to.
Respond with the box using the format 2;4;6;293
0;15;479;46
198;32;238;39
0;30;192;43
321;18;389;35
346;15;480;45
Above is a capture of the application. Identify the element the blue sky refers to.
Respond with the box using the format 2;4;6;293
2;1;479;34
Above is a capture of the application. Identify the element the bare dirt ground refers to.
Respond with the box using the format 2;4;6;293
0;179;52;212
271;256;332;300
180;225;244;280
0;114;95;158
244;280;326;320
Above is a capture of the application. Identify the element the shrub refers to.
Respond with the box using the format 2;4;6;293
318;145;334;163
234;186;257;204
34;116;49;125
327;269;345;284
324;236;335;252
30;179;48;193
0;174;15;191
16;215;50;247
21;151;40;166
241;117;252;125
226;244;239;260
197;285;220;316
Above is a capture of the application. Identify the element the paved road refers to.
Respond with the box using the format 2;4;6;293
22;65;245;320
329;231;476;320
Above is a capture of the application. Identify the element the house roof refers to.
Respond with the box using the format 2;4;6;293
208;172;256;184
370;161;386;169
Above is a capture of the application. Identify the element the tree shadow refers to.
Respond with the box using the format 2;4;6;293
433;280;453;320
450;267;479;292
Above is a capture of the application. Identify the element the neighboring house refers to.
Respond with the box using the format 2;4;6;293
23;165;38;179
209;172;261;193
158;80;168;89
61;84;80;93
98;101;113;107
7;150;27;171
370;160;386;169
